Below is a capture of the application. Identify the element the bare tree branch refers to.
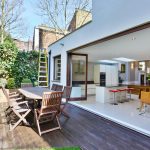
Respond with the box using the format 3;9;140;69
35;0;92;35
0;0;25;43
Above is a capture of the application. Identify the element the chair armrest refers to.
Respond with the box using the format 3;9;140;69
17;101;28;105
9;94;19;98
9;92;17;95
10;97;23;101
14;101;29;109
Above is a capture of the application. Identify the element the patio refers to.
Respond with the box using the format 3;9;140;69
71;95;150;137
1;104;150;150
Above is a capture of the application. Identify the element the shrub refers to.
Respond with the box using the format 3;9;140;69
6;78;16;89
22;78;32;83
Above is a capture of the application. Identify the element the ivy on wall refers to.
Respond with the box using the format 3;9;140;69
11;50;39;87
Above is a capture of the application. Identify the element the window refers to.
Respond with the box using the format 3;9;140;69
138;61;145;71
54;55;61;81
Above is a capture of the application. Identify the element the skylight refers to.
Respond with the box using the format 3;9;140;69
113;57;136;62
97;60;118;64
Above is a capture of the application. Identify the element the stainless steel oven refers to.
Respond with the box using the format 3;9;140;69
100;72;106;86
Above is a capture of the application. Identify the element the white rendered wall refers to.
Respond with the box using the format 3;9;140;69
49;0;150;86
34;28;39;50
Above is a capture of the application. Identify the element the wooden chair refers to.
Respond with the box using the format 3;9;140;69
139;91;150;112
2;86;23;114
56;85;63;91
51;84;57;91
34;91;63;136
61;86;72;118
2;86;20;100
9;101;31;131
1;86;31;130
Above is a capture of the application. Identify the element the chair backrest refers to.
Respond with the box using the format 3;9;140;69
41;91;63;114
62;86;72;101
55;85;63;91
141;91;150;104
51;84;57;91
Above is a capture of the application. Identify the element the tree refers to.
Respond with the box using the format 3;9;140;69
36;0;92;35
0;0;24;44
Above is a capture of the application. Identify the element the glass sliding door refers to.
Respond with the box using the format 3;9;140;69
67;53;88;100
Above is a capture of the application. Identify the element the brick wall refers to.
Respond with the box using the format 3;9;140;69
39;29;64;49
14;39;33;51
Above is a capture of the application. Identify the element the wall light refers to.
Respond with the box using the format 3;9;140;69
131;62;134;69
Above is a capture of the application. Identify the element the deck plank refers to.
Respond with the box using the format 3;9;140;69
0;104;150;150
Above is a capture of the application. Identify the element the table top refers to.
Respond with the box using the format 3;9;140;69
18;87;51;100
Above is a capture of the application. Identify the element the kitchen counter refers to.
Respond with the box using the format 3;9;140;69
96;85;127;103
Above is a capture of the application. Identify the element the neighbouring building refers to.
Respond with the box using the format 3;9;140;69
33;9;92;50
33;25;66;50
13;39;33;51
68;9;92;32
48;0;150;137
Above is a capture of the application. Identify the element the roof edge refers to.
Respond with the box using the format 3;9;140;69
48;20;92;48
69;21;150;52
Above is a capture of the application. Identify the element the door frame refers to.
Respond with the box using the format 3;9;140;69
67;52;88;100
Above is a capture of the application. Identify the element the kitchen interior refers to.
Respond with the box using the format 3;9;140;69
71;57;150;104
70;57;150;137
69;28;150;135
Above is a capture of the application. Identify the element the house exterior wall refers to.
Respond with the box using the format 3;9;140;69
14;39;33;51
76;10;92;29
39;29;64;50
33;28;39;50
68;9;92;32
33;26;64;50
49;0;150;86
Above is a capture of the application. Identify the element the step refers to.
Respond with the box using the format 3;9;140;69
40;66;46;68
39;76;47;78
38;81;48;83
38;86;48;88
39;71;46;73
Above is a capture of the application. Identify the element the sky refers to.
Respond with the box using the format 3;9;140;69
21;0;92;41
22;0;43;41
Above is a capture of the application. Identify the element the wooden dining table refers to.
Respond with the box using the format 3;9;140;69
18;87;51;100
18;87;53;125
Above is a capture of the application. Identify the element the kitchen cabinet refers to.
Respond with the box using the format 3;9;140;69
100;64;106;72
94;64;100;83
100;64;118;86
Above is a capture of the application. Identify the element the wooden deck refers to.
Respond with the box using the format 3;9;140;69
1;104;150;150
